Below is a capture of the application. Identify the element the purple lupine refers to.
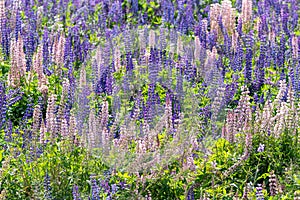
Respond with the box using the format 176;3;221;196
0;82;6;128
24;24;36;71
126;52;134;72
185;3;194;32
237;17;243;37
281;4;289;36
7;91;23;107
1;19;10;60
187;187;195;200
15;10;22;39
44;173;52;199
176;63;183;99
277;33;286;69
225;82;237;104
21;100;34;127
73;185;81;200
91;178;100;200
42;27;51;75
254;34;267;91
244;31;254;84
207;31;217;51
149;48;159;84
290;1;299;31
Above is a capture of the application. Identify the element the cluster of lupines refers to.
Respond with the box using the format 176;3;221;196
0;0;299;199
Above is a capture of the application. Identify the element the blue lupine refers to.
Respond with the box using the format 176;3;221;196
126;52;134;72
73;185;81;200
91;178;100;200
277;34;286;69
244;31;254;84
254;34;267;91
187;187;195;200
176;64;183;99
21;100;34;127
149;48;159;84
44;173;52;199
43;27;51;75
15;10;22;41
0;82;6;128
1;19;10;60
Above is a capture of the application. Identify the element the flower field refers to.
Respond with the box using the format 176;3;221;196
0;0;300;199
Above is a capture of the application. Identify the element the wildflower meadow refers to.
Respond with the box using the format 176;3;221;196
0;0;299;199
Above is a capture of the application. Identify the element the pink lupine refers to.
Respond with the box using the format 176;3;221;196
53;32;65;69
241;0;252;31
164;94;173;134
8;37;26;87
292;35;298;59
88;109;97;148
220;0;236;35
39;119;46;144
46;94;57;138
32;104;42;135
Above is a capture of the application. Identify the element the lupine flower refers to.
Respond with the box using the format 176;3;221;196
8;36;26;87
241;0;252;31
187;186;195;200
88;109;97;148
255;184;264;200
72;185;81;200
53;32;65;71
0;82;6;129
91;178;100;200
244;31;254;84
46;94;57;138
257;143;265;153
164;93;173;134
44;173;52;199
269;171;279;196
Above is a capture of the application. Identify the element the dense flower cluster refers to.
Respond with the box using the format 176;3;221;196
0;0;299;199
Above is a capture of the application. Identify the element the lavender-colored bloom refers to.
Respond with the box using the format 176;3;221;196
208;31;217;51
277;34;286;69
257;143;265;153
111;184;117;194
15;10;22;41
73;185;81;200
7;92;23;107
149;48;159;84
1;20;10;60
91;178;100;200
176;64;183;98
254;34;267;91
42;27;51;75
0;82;6;128
244;32;254;84
187;187;195;200
21;100;34;127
